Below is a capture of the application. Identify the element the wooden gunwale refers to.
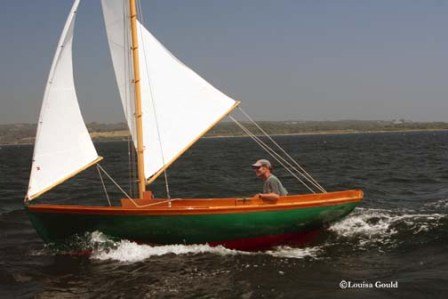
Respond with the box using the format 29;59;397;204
26;190;363;216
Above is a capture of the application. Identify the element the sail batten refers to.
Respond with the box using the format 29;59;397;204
26;0;100;201
102;0;237;182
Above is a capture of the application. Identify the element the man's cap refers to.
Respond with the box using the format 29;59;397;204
252;159;272;169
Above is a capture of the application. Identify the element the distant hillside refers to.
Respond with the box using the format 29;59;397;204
1;120;448;145
207;120;448;137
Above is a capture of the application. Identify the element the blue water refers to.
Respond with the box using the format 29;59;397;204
1;132;447;298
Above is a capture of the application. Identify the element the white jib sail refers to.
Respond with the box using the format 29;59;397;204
26;0;101;200
102;0;237;181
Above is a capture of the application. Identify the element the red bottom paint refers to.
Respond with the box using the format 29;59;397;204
209;229;321;251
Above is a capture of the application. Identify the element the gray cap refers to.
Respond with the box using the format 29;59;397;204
252;159;272;169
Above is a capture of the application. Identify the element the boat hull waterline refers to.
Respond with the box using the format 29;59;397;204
26;190;363;250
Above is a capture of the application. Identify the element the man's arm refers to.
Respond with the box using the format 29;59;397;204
256;193;279;201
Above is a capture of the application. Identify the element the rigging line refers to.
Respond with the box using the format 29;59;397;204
97;164;133;199
128;136;134;198
130;197;181;208
136;0;171;199
238;121;323;193
233;118;316;193
97;165;111;206
127;138;131;196
234;111;326;193
238;107;326;192
237;121;315;194
125;3;133;198
99;164;179;208
163;171;171;199
230;116;323;193
230;116;317;193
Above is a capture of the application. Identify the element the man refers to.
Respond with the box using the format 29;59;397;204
252;159;287;201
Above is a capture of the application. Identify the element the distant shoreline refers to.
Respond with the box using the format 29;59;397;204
1;128;447;146
203;128;448;138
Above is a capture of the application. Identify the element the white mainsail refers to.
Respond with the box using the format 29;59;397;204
26;0;101;200
101;0;136;142
102;0;238;182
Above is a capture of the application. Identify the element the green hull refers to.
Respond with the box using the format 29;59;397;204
26;201;358;245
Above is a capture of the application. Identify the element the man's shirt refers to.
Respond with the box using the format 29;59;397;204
263;174;288;196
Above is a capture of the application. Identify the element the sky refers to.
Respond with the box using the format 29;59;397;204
1;0;448;124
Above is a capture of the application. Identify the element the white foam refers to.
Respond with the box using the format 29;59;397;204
424;198;448;210
89;230;111;244
89;232;246;262
264;246;322;259
29;248;50;257
88;231;322;262
330;208;397;238
329;207;445;247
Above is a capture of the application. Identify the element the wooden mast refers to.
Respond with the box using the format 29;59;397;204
129;0;146;199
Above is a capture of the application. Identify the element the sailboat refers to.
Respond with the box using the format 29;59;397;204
25;0;363;250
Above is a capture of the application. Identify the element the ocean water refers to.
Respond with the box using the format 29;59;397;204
0;132;447;298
